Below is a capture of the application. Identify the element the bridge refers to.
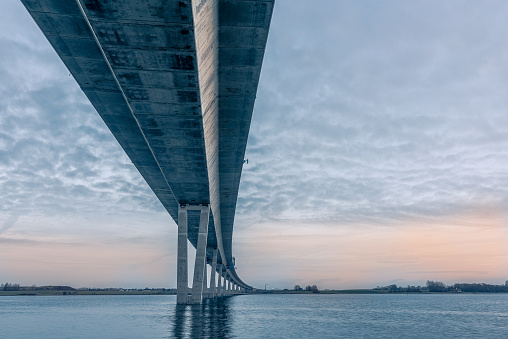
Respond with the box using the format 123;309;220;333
21;0;274;304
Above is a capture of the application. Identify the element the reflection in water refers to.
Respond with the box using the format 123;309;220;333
172;298;232;338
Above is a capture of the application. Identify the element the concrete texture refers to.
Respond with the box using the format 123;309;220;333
222;272;227;295
190;206;210;304
210;248;218;298
20;0;273;291
218;265;223;297
177;207;188;304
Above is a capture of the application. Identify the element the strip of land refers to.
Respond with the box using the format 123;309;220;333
1;280;507;296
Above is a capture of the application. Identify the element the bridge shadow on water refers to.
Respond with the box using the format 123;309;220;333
172;297;233;338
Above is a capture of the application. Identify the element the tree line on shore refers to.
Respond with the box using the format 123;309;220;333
293;284;320;293
1;283;76;291
0;283;173;292
374;280;508;293
4;280;508;294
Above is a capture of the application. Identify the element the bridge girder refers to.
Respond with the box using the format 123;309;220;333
21;0;274;292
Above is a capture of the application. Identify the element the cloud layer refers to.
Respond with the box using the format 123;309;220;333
237;0;508;226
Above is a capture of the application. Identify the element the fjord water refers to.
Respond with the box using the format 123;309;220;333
1;294;507;338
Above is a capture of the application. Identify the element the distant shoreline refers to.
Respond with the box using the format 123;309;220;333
0;290;176;296
2;289;508;296
253;289;508;295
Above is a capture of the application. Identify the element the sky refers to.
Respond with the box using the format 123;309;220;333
1;0;508;290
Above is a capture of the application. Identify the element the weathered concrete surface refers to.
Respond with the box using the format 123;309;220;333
210;248;218;298
190;206;210;304
177;207;188;304
21;0;274;290
218;265;223;297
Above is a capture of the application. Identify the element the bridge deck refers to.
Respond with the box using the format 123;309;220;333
21;0;274;289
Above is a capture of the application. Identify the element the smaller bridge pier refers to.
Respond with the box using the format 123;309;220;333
209;248;218;298
218;265;224;297
222;271;227;296
176;206;189;304
190;206;210;304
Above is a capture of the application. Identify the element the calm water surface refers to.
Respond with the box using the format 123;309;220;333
1;294;507;338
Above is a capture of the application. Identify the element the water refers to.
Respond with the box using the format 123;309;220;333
1;294;507;338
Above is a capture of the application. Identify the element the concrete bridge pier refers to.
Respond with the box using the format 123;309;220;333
176;206;188;304
218;265;223;297
222;271;227;296
202;261;209;299
209;249;218;298
190;206;210;304
176;204;210;305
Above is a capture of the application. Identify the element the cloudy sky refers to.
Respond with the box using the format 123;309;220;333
1;0;508;289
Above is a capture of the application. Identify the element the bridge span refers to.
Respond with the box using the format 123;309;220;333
21;0;274;304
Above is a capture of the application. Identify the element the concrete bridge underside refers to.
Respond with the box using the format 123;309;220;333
21;0;273;303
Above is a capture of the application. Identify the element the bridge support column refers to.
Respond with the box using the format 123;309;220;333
210;248;218;298
217;265;223;297
176;206;188;304
202;261;209;299
190;206;210;304
222;274;227;296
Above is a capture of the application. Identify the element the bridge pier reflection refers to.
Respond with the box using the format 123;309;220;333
172;297;232;338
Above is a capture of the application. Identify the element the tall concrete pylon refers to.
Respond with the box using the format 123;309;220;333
176;206;188;304
190;206;210;304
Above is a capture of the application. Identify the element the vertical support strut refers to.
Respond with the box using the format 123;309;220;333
202;260;208;299
210;248;218;298
222;272;227;296
218;265;223;297
176;205;188;304
190;205;210;304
